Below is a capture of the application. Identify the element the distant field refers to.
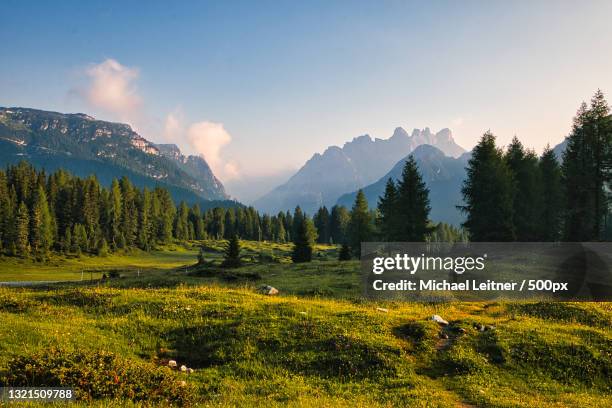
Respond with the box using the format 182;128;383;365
0;243;199;282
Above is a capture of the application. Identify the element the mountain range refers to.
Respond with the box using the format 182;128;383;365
0;107;234;208
337;144;470;225
253;127;466;215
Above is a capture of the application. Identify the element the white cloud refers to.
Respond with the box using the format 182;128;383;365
223;161;241;180
186;121;239;180
163;110;184;140
75;59;239;181
83;59;141;121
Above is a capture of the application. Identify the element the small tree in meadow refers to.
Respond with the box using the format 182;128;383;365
338;243;352;261
222;235;241;268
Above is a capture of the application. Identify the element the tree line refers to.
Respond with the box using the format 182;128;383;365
0;162;328;259
1;91;608;262
462;90;612;242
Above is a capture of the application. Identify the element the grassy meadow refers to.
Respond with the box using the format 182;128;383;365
0;240;610;407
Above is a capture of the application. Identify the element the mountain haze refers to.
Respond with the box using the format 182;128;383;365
253;127;465;215
0;107;232;206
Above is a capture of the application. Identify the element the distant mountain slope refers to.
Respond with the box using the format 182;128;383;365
337;145;470;225
253;127;465;214
0;107;231;206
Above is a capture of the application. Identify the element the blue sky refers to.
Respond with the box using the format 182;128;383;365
2;1;612;201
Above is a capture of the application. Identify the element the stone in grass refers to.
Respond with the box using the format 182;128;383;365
168;360;177;368
180;365;188;372
439;332;449;339
376;307;389;313
431;315;449;326
258;285;279;296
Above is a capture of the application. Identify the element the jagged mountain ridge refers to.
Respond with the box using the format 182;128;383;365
337;144;470;225
0;107;229;204
253;127;465;215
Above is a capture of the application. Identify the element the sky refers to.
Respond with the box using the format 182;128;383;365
2;1;612;202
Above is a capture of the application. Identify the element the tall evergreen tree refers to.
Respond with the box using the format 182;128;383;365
562;91;612;241
394;156;431;241
15;201;30;257
460;131;515;241
330;205;350;244
291;216;317;263
348;190;373;257
108;179;123;248
30;185;54;257
539;146;563;241
377;178;398;241
222;234;242;267
505;137;541;241
313;206;331;244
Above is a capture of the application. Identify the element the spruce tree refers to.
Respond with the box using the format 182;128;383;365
539;146;563;241
97;238;109;257
110;179;123;248
562;91;612;241
377;178;398;241
15;202;30;257
338;243;352;260
504;137;542;241
460;131;515;241
222;234;242;267
313;206;331;244
30;185;54;258
394;156;431;241
348;190;373;257
330;205;350;244
292;216;317;263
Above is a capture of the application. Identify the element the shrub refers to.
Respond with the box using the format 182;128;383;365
0;348;196;405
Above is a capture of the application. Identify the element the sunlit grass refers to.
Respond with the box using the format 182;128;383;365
0;240;610;406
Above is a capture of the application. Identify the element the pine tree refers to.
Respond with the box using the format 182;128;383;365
15;202;30;257
377;178;398;241
538;146;563;241
330;205;350;244
72;224;88;254
313;206;331;243
460;132;515;241
394;156;431;241
505;137;541;241
0;171;9;251
110;179;123;248
120;177;138;246
292;206;304;240
97;238;109;257
30;185;54;258
174;202;190;241
562;91;612;241
338;243;352;261
222;234;241;267
348;190;373;257
291;216;317;263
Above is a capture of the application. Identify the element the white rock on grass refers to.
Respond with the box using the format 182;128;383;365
376;307;389;313
258;285;279;296
431;315;449;326
180;365;188;372
168;360;177;368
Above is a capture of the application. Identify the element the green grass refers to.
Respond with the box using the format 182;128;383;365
0;240;610;407
0;243;198;282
